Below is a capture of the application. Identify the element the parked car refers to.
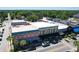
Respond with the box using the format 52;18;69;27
42;41;50;47
21;47;36;52
65;39;70;42
48;36;59;44
0;37;2;41
0;34;3;37
2;29;4;32
27;47;36;51
31;40;42;47
2;29;4;34
0;23;2;27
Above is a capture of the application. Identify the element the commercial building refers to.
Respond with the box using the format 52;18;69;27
40;17;68;32
11;18;68;51
12;20;58;41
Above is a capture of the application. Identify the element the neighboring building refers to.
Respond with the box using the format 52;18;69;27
71;25;79;33
73;14;79;24
73;13;79;18
40;17;68;32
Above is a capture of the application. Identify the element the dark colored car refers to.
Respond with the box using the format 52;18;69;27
0;35;3;37
1;29;4;34
50;40;58;44
21;47;36;52
42;41;50;47
65;40;70;42
27;47;36;51
2;29;4;31
0;38;2;41
31;40;42;47
48;36;58;44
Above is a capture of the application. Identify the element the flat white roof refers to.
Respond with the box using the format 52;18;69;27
30;22;58;28
12;21;58;33
55;22;68;29
40;17;68;29
11;20;38;33
12;19;68;33
48;21;68;29
12;20;26;23
12;25;38;33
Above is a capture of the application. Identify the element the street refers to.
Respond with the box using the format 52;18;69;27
0;20;11;52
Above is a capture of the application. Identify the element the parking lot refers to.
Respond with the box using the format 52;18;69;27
31;39;76;52
18;34;76;52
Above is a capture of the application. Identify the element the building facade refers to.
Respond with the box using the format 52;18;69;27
11;19;68;51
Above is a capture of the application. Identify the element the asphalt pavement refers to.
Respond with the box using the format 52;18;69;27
0;20;11;52
31;39;76;52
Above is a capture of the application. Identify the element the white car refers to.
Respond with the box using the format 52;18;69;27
77;34;79;37
75;34;79;40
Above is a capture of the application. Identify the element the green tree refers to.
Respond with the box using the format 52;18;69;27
19;40;29;46
1;10;79;22
27;15;39;22
7;36;14;52
74;41;79;52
